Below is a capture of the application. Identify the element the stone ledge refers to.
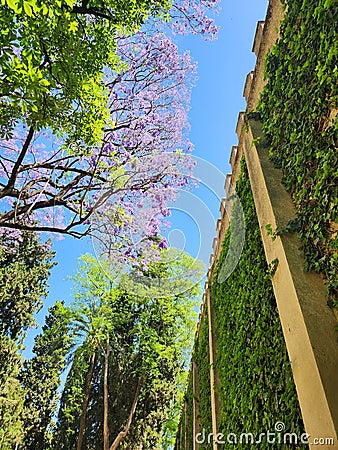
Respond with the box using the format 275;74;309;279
243;71;254;102
252;20;265;56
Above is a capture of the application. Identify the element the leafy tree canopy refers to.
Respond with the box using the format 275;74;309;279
54;250;204;449
0;0;218;144
0;0;219;237
0;0;171;145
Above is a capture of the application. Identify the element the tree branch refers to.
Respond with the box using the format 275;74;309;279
109;378;143;450
0;126;34;198
0;221;87;238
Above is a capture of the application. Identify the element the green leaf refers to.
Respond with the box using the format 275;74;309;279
23;1;33;16
6;0;19;12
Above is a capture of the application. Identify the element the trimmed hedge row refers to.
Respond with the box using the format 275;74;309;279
258;0;338;303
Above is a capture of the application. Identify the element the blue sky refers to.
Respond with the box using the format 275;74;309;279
26;0;268;354
167;0;269;264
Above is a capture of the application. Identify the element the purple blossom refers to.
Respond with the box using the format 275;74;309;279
158;239;168;250
0;28;201;261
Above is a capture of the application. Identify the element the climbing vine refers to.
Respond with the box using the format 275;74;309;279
194;311;213;450
258;0;338;303
175;312;212;450
210;160;306;448
175;161;306;449
175;0;337;444
185;372;194;450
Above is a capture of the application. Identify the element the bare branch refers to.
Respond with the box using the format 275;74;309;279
0;126;34;198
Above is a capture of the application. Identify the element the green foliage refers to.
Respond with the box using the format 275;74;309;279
176;400;186;450
54;250;203;449
160;371;187;450
0;335;25;449
185;372;194;450
20;301;73;450
0;231;55;448
0;0;170;145
210;160;306;448
0;231;55;341
258;0;338;302
119;248;205;302
53;345;93;449
265;223;277;241
175;160;306;449
194;311;212;450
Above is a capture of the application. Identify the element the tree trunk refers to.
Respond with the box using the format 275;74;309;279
76;351;96;450
109;378;142;450
103;337;110;450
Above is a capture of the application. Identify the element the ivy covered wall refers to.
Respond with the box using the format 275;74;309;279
193;311;213;450
175;371;194;450
259;0;338;303
175;0;336;447
175;312;212;450
210;160;306;448
175;161;306;449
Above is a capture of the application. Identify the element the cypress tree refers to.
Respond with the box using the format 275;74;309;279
0;230;55;448
20;301;72;450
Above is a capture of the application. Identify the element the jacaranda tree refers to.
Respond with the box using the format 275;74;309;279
0;0;219;237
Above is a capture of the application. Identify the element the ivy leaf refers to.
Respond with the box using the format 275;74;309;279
324;0;336;7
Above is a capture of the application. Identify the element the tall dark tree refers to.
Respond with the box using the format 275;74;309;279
0;229;55;341
54;251;203;449
20;301;73;450
0;230;55;449
0;336;25;449
53;344;98;450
